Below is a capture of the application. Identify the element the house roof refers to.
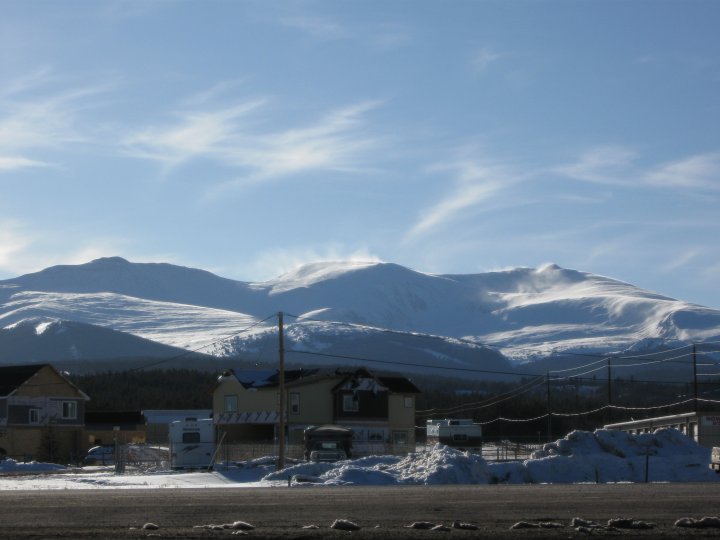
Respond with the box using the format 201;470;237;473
376;376;421;394
0;364;47;396
220;366;420;394
0;363;91;400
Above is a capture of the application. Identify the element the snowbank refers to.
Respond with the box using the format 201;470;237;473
263;428;718;486
0;458;66;473
0;428;716;489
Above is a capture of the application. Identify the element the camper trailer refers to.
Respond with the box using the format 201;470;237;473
169;417;215;470
426;419;482;453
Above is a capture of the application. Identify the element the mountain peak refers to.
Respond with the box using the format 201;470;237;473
88;256;131;265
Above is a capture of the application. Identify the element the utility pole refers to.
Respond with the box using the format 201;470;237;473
546;372;552;442
606;358;612;425
277;311;286;471
693;343;698;414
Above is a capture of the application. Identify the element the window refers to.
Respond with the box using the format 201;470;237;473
404;396;414;408
290;393;300;415
392;431;408;445
342;394;359;412
368;429;385;442
61;401;77;420
29;409;40;424
224;395;238;413
182;432;200;443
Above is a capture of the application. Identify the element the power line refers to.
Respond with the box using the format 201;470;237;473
416;376;546;416
286;348;541;378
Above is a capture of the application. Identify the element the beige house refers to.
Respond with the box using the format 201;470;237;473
213;367;420;455
0;364;89;463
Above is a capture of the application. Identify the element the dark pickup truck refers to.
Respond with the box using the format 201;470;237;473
303;425;353;462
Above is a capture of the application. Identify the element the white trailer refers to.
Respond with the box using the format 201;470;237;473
169;417;215;470
426;419;482;453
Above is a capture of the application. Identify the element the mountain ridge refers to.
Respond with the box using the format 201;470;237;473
1;257;719;373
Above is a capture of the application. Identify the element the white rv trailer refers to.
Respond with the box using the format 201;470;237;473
426;419;482;453
169;417;215;470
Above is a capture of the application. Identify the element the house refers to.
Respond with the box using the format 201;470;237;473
213;367;420;454
0;364;89;463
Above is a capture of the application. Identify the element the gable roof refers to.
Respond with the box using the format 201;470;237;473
0;364;47;396
0;364;90;399
219;366;420;394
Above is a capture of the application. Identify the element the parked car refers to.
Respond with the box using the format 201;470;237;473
82;445;115;465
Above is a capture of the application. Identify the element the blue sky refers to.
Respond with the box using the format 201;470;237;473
1;0;720;308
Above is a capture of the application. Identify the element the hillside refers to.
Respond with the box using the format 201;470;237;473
1;257;719;375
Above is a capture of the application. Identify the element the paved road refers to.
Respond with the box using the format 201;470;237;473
1;483;720;539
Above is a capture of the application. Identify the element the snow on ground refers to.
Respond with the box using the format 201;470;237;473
0;429;717;490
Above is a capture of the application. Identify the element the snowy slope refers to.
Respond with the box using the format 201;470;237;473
0;319;193;364
1;257;719;370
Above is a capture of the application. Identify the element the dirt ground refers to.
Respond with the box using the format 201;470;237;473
1;483;720;539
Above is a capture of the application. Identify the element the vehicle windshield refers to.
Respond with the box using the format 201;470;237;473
319;442;340;450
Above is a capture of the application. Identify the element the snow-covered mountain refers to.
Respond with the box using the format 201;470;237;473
1;257;719;375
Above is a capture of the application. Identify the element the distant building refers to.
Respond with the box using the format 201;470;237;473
213;367;420;454
84;410;147;446
605;410;720;449
0;364;89;462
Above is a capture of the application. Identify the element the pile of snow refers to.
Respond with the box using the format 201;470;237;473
0;428;716;489
264;428;717;486
0;459;66;473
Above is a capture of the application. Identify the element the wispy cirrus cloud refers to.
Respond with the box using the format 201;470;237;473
406;159;520;240
471;47;503;72
279;14;349;40
553;146;637;185
278;12;411;50
0;221;33;269
0;156;49;171
0;70;110;172
124;95;383;182
645;152;720;189
556;147;720;191
661;249;700;273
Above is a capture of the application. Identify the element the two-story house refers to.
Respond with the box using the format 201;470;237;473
213;367;420;455
0;364;89;463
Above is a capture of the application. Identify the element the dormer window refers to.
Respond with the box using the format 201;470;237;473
342;393;359;412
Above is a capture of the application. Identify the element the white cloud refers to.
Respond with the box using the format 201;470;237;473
472;47;503;71
0;156;49;171
0;72;111;168
125;95;383;183
645;152;720;189
280;15;349;40
123;100;267;166
554;146;637;185
406;159;519;240
0;222;33;269
660;249;700;273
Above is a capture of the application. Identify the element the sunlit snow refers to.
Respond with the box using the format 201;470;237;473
1;429;716;490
